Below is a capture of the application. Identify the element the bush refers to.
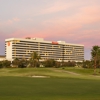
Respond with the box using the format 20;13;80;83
18;60;28;68
44;59;56;67
0;61;3;68
2;60;11;68
61;61;76;67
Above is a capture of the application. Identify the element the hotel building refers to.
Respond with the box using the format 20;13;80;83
5;37;84;62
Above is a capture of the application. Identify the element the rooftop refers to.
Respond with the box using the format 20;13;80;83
5;37;84;46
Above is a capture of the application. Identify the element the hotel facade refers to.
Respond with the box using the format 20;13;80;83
5;37;84;62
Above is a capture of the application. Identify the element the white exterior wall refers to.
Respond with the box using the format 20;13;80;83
6;41;12;61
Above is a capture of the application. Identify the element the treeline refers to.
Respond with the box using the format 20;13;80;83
0;58;93;68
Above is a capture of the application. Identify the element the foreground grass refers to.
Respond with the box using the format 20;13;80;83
0;68;100;100
0;77;100;100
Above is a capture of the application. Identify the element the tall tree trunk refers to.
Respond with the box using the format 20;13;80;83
94;58;96;75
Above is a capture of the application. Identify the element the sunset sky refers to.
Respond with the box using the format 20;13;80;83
0;0;100;60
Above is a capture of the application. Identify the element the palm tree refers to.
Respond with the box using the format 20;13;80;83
12;58;20;67
91;45;100;74
30;51;40;67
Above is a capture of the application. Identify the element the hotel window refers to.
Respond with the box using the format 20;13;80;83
59;46;60;48
38;42;40;45
17;40;20;42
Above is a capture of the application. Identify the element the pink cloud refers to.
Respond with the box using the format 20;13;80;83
78;6;100;24
0;17;20;26
48;5;100;27
33;1;71;16
10;29;49;39
41;2;70;15
13;18;20;22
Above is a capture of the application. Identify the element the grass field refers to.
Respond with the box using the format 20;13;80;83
0;67;100;100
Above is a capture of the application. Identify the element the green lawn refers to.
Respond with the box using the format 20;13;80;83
0;68;100;100
63;67;100;75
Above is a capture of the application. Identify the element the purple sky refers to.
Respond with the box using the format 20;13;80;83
0;0;100;60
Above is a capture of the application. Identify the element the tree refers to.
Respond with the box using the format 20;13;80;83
82;60;92;68
12;58;20;67
29;51;40;67
12;58;28;68
91;45;100;74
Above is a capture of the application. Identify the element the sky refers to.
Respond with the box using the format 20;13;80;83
0;0;100;60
